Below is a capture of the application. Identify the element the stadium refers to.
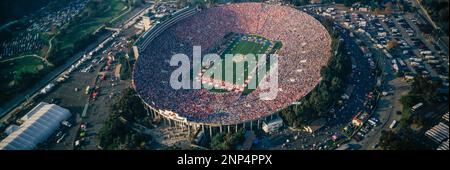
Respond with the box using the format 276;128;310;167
132;2;332;134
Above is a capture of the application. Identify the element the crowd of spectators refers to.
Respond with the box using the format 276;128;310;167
133;2;331;125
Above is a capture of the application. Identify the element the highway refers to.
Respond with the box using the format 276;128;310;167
0;33;111;120
255;11;379;150
0;4;152;121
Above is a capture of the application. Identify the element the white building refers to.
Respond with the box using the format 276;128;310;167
0;102;71;150
135;16;152;31
262;118;283;133
425;122;449;144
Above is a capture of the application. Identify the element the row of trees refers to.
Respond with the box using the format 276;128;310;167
116;52;132;80
379;128;425;150
210;129;246;150
399;75;442;128
2;0;132;105
0;62;51;105
281;18;352;127
98;88;151;150
421;0;449;35
400;76;442;114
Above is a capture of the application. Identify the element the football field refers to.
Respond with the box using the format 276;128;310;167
202;34;281;94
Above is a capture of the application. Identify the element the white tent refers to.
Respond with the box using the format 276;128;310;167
0;102;71;150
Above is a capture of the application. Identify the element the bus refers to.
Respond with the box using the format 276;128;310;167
411;103;424;112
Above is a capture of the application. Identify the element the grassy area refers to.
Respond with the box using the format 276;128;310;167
0;56;48;77
0;0;131;105
223;39;269;56
0;56;51;104
54;0;128;58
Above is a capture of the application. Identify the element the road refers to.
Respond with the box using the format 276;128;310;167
402;13;449;73
357;77;410;150
411;0;437;30
344;12;414;149
0;4;152;120
0;33;112;121
409;0;449;55
253;11;378;150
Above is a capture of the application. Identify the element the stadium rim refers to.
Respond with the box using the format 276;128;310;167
131;3;332;137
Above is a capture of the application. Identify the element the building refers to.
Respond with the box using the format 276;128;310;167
134;16;152;31
133;3;331;138
0;102;71;150
132;46;140;60
262;118;283;133
425;122;449;144
437;139;448;150
442;112;449;122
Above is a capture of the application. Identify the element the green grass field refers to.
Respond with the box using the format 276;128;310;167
204;34;281;94
55;0;128;52
223;39;269;56
0;56;49;87
0;0;130;104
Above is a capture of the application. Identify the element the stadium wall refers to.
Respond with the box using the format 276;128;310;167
132;5;292;138
143;101;280;139
135;6;199;51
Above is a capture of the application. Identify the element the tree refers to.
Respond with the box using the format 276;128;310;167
98;88;151;150
379;129;424;150
331;77;342;92
210;129;245;150
386;39;397;50
410;76;441;104
343;0;354;7
281;25;351;127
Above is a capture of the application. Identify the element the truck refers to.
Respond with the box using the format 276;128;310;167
427;60;440;64
61;120;72;128
410;61;420;67
410;58;422;62
420;50;432;55
85;86;91;95
389;120;397;129
404;75;414;81
424;55;435;60
40;83;55;94
368;119;377;126
56;75;69;83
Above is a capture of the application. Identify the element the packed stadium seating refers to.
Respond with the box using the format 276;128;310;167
133;3;331;125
